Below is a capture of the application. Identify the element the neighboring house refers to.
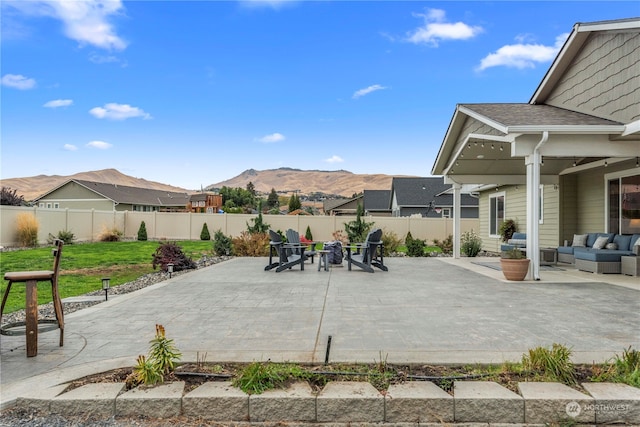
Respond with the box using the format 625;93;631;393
363;190;392;216
431;18;640;278
323;195;363;215
389;177;479;218
188;192;223;213
34;179;192;212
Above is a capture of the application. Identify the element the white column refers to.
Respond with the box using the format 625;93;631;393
452;182;462;259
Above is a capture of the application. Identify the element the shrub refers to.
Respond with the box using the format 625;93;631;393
247;203;269;234
98;225;123;242
499;219;518;242
200;222;211;240
137;221;148;241
522;343;576;385
233;362;311;394
381;229;402;256
148;324;182;375
47;230;75;245
594;346;640;387
1;187;25;206
151;241;196;272
405;231;413;245
305;225;313;241
232;231;270;256
16;213;39;247
433;235;453;255
213;229;233;256
461;229;482;257
344;203;373;243
406;238;426;257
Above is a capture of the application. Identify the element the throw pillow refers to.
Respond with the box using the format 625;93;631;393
572;234;587;247
605;243;618;250
592;236;609;249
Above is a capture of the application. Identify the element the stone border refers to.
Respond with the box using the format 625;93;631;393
15;380;640;424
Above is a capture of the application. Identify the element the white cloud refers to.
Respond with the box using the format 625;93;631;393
88;53;126;66
1;74;36;89
89;103;151;120
407;8;482;46
44;99;73;108
257;132;285;143
4;0;127;50
63;144;78;151
86;140;112;149
325;155;344;164
353;84;388;99
476;33;568;71
239;0;296;10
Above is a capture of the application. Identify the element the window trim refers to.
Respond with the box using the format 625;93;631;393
489;191;506;238
605;168;640;233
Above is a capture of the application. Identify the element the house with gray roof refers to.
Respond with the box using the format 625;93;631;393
34;179;193;212
389;177;478;218
431;18;640;279
363;190;391;216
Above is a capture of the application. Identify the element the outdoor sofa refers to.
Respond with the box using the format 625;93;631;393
500;232;527;252
557;232;640;274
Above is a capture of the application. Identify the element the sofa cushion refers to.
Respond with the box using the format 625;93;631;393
511;232;526;240
592;235;610;249
605;243;618;250
613;234;632;251
557;246;574;255
572;234;588;247
574;250;633;262
507;238;527;247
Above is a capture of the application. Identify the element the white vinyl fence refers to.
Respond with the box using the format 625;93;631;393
0;206;479;247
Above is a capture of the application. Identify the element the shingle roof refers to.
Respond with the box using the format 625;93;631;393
460;104;621;127
391;177;478;207
363;190;391;211
73;179;191;207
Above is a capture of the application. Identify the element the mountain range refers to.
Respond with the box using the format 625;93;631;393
1;168;412;201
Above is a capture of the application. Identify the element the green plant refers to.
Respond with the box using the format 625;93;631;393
594;346;640;387
232;231;270;256
213;229;233;256
16;212;39;247
1;187;25;206
305;225;313;241
344;203;374;243
405;231;413;246
232;362;311;394
406;238;426;257
461;229;482;257
381;229;402;256
47;230;75;245
247;202;269;234
499;219;518;242
522;343;576;385
131;355;163;387
148;324;182;375
137;221;148;241
432;235;453;254
98;225;123;242
151;241;196;272
200;222;211;241
502;247;525;259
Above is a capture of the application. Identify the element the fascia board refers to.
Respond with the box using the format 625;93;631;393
507;125;625;134
458;106;508;134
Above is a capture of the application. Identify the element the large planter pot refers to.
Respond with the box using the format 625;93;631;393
500;258;530;281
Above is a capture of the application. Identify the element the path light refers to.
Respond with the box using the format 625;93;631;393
167;263;174;278
101;277;110;301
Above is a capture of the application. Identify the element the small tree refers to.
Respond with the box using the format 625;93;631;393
288;193;301;212
499;219;518;242
1;187;24;206
344;203;374;243
137;221;148;241
247;202;269;234
200;223;211;240
267;188;279;209
152;242;196;272
213;229;233;256
305;225;313;241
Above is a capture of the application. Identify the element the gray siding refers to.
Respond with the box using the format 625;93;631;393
37;182;114;211
453;117;506;156
546;31;640;123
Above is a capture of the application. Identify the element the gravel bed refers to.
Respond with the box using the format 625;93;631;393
1;256;232;328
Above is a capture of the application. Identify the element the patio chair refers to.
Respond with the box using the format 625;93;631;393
345;228;388;273
285;229;316;264
264;230;306;272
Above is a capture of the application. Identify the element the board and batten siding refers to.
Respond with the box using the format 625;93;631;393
546;31;640;123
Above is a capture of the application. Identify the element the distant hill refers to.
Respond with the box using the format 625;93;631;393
0;169;192;202
208;168;411;197
1;167;416;202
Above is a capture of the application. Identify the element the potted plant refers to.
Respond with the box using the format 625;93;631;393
500;248;530;281
499;219;518;243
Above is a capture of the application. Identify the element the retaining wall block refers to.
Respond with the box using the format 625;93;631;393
15;384;68;414
582;382;640;424
51;383;125;418
182;381;249;421
116;381;184;418
249;381;316;421
454;381;524;423
316;381;384;422
385;381;453;423
518;382;595;424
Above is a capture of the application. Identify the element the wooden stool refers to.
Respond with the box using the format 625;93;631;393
1;239;65;357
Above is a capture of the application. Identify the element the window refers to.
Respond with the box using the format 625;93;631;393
442;208;451;218
54;203;59;209
39;203;45;208
46;203;52;209
489;192;505;236
607;171;640;234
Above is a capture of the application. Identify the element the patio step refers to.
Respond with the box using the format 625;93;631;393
16;380;640;424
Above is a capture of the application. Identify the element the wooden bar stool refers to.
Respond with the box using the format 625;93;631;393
1;239;65;357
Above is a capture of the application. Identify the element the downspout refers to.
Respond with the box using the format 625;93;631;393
528;131;548;280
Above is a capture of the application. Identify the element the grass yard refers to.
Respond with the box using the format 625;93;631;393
0;241;214;314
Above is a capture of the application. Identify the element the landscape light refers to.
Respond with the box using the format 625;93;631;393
101;277;110;301
167;263;174;278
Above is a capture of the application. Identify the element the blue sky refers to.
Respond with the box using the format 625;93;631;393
2;1;638;190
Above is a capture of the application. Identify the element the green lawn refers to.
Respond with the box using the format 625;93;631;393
0;241;214;314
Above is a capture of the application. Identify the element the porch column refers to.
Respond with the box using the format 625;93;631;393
524;132;548;280
452;182;462;259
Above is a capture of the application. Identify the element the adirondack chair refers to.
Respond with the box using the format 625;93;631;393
285;229;316;264
264;230;306;272
345;228;388;273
